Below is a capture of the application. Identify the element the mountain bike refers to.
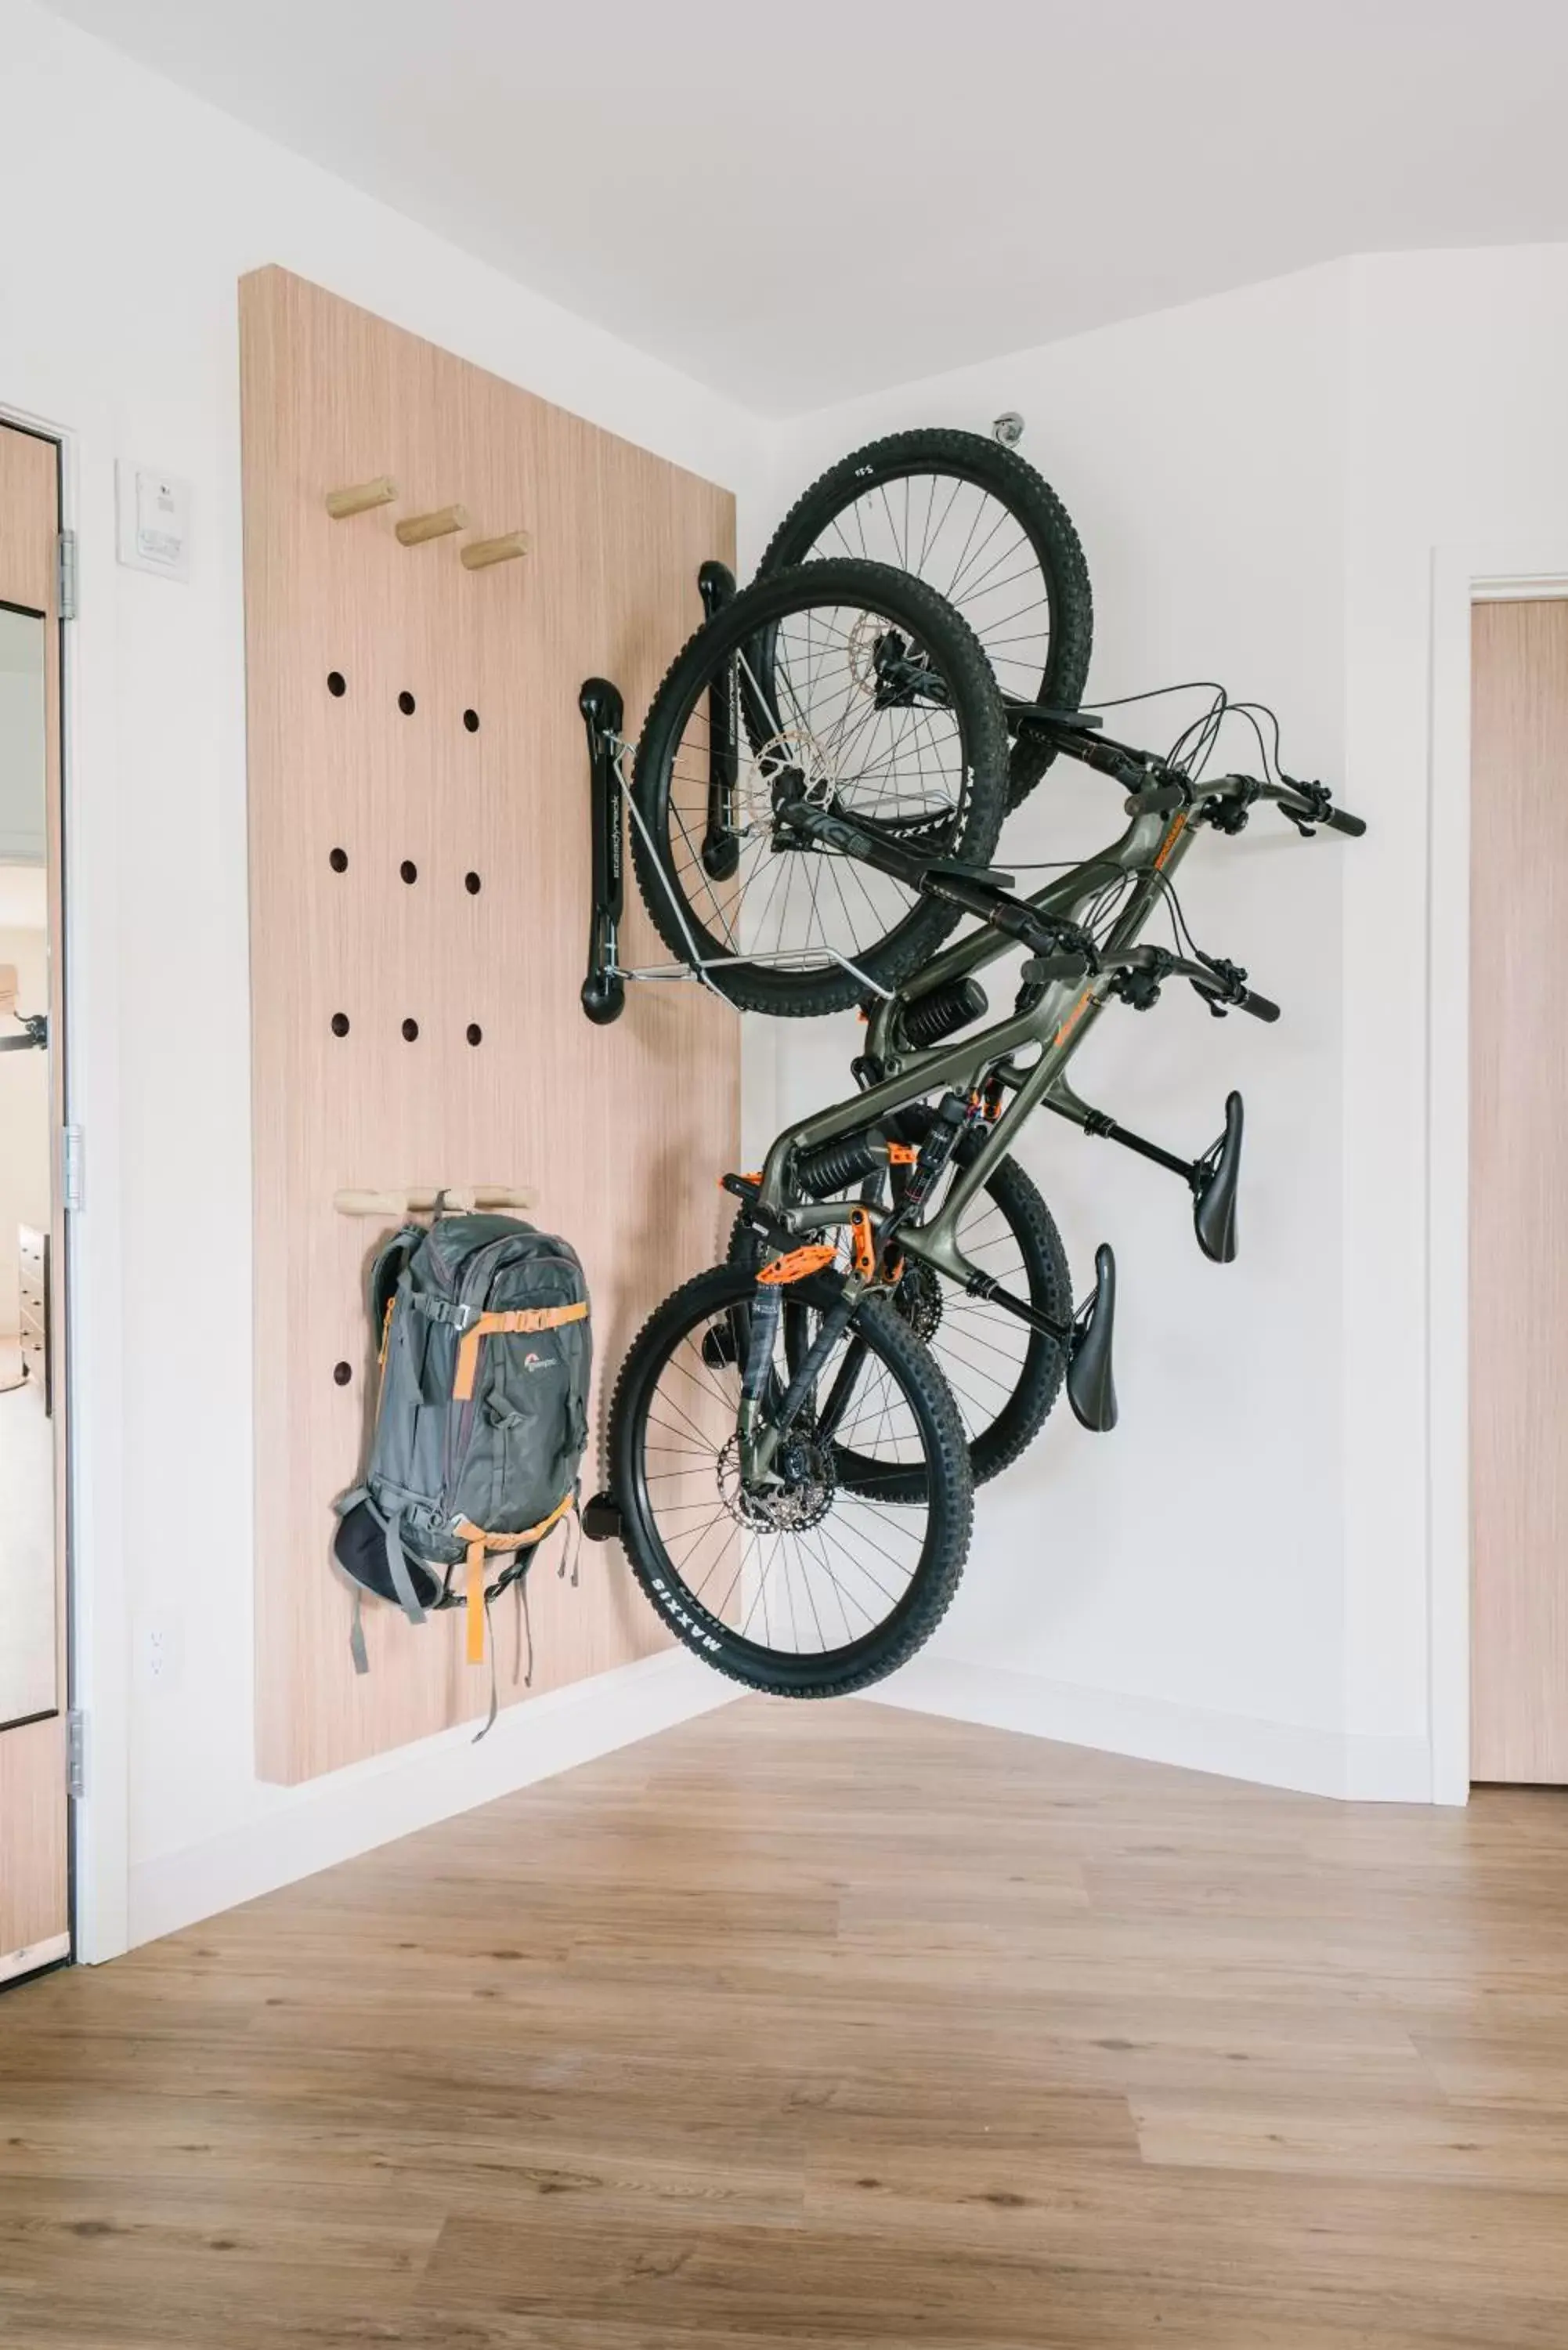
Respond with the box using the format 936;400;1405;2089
592;716;1364;1692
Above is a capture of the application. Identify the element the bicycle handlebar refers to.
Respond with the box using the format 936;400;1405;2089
1122;772;1366;837
1022;945;1281;1025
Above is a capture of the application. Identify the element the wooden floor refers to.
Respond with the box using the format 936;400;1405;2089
4;1702;1568;2347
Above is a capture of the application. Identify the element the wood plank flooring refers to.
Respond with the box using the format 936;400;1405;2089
4;1698;1568;2346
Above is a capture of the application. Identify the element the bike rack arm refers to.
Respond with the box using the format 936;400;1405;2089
580;676;627;1025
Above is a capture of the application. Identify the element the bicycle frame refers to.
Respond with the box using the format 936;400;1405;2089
748;787;1200;1307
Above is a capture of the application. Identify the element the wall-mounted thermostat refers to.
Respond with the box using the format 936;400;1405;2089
116;461;192;581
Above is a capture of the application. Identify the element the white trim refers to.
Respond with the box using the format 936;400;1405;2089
127;1648;737;1947
1427;545;1568;1806
862;1655;1432;1802
0;398;134;1962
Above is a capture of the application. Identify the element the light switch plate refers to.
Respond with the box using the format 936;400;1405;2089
116;461;192;581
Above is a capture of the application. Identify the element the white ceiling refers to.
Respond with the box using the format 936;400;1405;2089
43;0;1568;414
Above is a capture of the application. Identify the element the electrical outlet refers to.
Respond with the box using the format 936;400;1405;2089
137;1612;182;1692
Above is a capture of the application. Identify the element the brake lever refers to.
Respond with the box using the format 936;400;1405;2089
1277;776;1330;835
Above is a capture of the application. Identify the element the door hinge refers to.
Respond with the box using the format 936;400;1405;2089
62;1124;84;1212
56;529;78;623
67;1710;86;1800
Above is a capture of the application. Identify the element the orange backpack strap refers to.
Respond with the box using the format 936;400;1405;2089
452;1300;589;1401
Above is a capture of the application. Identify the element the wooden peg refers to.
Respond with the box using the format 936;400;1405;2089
461;530;530;572
334;1184;538;1218
395;503;468;546
324;475;398;521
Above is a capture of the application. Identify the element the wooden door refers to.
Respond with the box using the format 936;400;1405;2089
1471;596;1568;1782
0;421;68;1977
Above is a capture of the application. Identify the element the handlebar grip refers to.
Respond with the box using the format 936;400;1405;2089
1190;975;1281;1024
1277;788;1367;838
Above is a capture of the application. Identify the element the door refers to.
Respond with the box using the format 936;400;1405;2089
0;421;68;1977
1471;595;1568;1783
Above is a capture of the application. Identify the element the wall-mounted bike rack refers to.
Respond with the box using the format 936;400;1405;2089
578;561;901;1025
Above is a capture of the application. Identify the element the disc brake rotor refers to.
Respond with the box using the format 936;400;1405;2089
717;1431;836;1532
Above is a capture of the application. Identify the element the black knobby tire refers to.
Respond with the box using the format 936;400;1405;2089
757;428;1093;812
608;1261;973;1697
727;1106;1072;1489
630;559;1009;1019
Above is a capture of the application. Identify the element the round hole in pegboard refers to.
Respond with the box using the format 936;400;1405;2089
329;847;349;873
399;859;417;885
333;1361;352;1387
402;1017;420;1042
331;1012;351;1037
463;708;480;733
466;1022;482;1047
464;870;482;895
397;689;417;716
327;671;347;697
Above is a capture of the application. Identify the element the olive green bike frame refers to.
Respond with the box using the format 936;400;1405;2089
750;790;1202;1296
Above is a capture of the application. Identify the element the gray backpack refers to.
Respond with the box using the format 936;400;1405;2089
333;1212;591;1723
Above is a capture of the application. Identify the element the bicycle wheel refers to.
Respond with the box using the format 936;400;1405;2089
757;428;1094;812
728;1106;1072;1490
630;559;1008;1018
608;1261;972;1696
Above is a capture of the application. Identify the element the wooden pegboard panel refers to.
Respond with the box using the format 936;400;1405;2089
240;266;739;1784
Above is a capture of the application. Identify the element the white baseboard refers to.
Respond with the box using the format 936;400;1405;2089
126;1649;738;1948
861;1653;1433;1803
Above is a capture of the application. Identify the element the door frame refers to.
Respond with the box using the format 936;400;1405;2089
0;395;132;1962
1428;544;1568;1803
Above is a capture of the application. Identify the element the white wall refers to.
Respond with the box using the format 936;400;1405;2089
1339;245;1568;1782
0;0;761;1953
760;245;1568;1802
760;265;1375;1791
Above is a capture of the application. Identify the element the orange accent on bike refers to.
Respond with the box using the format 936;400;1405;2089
1154;811;1188;870
720;1170;761;1190
849;1207;876;1281
756;1243;838;1287
1053;988;1095;1047
887;1141;919;1166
